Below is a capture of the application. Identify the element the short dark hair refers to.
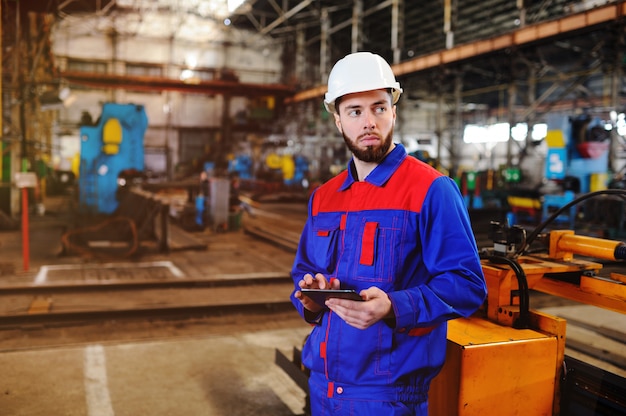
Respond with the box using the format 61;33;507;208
334;96;344;114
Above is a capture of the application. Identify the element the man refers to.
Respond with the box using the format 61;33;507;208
290;51;487;415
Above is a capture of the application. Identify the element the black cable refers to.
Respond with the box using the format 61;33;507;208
515;189;626;257
481;253;530;329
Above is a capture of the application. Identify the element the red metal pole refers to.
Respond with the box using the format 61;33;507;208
21;187;29;271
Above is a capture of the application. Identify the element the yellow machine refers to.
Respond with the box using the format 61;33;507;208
430;222;626;415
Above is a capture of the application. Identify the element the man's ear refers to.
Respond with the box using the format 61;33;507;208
334;112;342;133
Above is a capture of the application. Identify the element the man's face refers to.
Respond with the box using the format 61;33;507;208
333;89;396;163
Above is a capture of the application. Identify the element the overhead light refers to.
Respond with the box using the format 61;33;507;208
180;69;200;84
180;69;194;80
59;87;71;101
40;87;76;110
63;94;77;107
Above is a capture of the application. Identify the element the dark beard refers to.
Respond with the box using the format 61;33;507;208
343;129;393;163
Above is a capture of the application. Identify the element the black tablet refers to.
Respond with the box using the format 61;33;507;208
301;289;363;305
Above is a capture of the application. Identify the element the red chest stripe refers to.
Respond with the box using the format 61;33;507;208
312;158;441;215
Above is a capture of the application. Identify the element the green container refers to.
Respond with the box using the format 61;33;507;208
465;172;477;191
228;211;243;231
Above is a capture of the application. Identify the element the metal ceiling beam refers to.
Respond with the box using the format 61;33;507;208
60;71;295;97
288;2;626;105
398;3;623;75
391;0;402;64
351;0;363;53
256;0;313;36
305;2;389;46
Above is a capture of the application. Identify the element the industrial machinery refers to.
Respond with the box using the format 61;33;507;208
276;189;626;415
78;103;148;214
429;189;626;415
545;113;611;194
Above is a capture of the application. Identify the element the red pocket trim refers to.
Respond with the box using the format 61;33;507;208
320;341;327;358
327;381;334;398
359;222;378;266
340;214;347;230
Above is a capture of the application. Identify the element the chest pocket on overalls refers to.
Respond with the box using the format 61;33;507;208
310;213;343;274
354;214;404;283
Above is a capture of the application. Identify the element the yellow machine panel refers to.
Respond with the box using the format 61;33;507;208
429;316;559;416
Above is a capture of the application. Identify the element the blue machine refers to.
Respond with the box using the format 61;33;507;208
79;103;148;214
545;113;610;194
292;155;310;186
541;113;611;227
228;155;253;179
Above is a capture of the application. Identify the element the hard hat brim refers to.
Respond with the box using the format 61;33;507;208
324;86;402;114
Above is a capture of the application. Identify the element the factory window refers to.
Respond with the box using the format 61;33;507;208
180;68;216;83
126;64;163;77
144;147;168;178
194;69;216;81
67;60;107;73
463;122;547;144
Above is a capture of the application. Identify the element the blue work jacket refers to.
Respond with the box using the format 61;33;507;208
290;144;487;403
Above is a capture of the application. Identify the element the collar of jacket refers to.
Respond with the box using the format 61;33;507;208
339;143;407;191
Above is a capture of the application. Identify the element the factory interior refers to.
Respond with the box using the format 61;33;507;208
1;1;626;415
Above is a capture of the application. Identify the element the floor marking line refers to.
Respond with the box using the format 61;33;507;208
84;344;115;416
34;266;49;285
33;261;186;284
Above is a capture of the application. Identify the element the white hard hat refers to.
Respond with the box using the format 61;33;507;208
324;52;403;114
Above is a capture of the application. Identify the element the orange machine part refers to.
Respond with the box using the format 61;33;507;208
429;316;562;416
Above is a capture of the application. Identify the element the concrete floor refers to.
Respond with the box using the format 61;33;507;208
0;195;312;416
1;327;311;416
